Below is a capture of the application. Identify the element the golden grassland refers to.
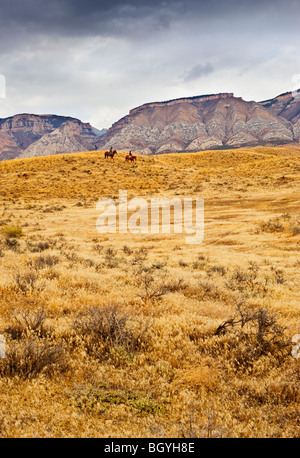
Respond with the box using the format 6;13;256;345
0;145;299;438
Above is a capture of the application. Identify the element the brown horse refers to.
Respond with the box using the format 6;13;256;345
125;154;136;162
105;150;117;159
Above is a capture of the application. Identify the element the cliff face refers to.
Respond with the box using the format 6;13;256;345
0;114;100;161
99;92;299;155
1;90;299;161
259;90;300;141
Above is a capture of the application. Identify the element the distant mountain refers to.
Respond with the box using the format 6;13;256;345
1;89;299;162
92;127;107;137
98;91;300;154
0;114;101;161
259;90;300;140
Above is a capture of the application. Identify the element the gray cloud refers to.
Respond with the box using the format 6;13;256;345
0;1;178;40
182;63;214;82
1;0;299;40
0;0;299;129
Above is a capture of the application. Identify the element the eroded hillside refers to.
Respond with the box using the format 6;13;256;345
0;146;299;437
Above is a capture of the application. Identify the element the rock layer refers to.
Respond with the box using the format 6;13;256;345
0;114;100;161
99;91;299;155
1;90;299;161
259;90;300;141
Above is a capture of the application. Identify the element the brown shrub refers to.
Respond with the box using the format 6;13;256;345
73;304;151;362
0;338;67;379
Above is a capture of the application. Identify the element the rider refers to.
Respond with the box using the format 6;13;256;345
129;151;132;157
110;147;113;153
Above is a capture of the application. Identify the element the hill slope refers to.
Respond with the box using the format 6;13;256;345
0;146;299;437
1;90;299;161
98;92;300;155
0;114;100;161
260;90;300;140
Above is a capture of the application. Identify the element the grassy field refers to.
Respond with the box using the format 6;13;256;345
0;145;299;437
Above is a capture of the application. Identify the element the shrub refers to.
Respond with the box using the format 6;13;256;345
5;308;48;340
1;225;23;238
13;270;40;295
207;265;226;276
93;243;103;254
30;254;60;270
122;245;133;255
272;268;285;284
290;225;300;236
4;238;20;251
134;270;172;304
214;302;291;372
184;278;223;301
26;241;50;252
132;247;148;265
104;247;119;268
73;304;151;360
226;267;269;297
70;383;166;416
151;260;166;270
259;218;284;233
0;338;67;379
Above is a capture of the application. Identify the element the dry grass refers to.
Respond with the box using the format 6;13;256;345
0;145;299;437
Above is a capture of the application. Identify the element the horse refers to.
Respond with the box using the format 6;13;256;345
125;154;137;162
104;150;117;159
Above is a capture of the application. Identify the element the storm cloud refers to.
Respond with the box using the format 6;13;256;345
182;63;214;82
0;0;299;129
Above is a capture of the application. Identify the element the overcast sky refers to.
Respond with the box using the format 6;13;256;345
0;0;299;129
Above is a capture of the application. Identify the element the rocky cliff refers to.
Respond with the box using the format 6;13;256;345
0;114;100;161
99;91;299;155
1;90;299;161
259;90;300;141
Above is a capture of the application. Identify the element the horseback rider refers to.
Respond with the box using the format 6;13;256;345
129;151;132;157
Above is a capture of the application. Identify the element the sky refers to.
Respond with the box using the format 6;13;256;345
0;0;299;129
